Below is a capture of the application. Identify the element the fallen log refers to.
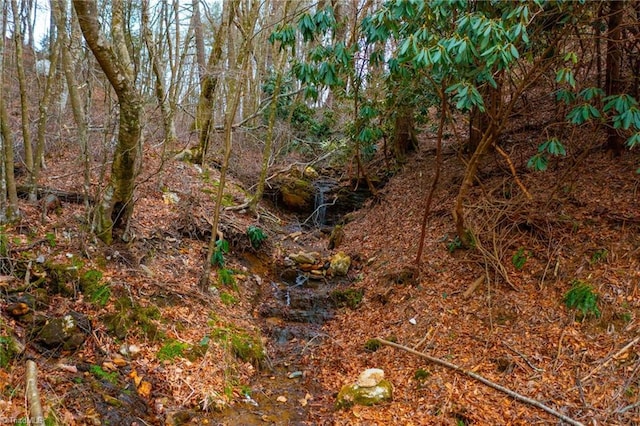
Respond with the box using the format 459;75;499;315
375;337;584;426
16;185;92;204
26;360;45;425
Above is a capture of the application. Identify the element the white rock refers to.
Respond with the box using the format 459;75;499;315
356;368;385;387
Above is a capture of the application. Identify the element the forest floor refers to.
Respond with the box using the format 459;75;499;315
0;119;639;425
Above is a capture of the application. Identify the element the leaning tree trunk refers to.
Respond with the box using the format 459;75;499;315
73;0;142;244
605;0;625;156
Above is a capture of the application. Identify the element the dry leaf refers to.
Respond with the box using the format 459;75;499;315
138;381;152;398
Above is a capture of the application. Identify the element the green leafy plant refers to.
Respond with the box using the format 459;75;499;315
564;280;601;319
89;285;111;306
511;247;529;270
45;232;56;248
528;138;567;171
211;239;230;267
447;236;463;253
246;225;267;249
218;268;236;289
157;339;190;362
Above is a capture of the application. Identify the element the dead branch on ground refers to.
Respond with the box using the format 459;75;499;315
375;338;585;426
26;360;44;425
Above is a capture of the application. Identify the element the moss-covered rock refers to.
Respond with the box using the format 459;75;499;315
328;252;351;276
336;379;393;409
279;176;315;212
35;312;89;351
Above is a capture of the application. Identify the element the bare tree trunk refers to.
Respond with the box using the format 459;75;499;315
200;0;260;289
192;0;237;165
142;0;177;146
192;0;207;86
73;0;143;244
34;33;61;189
605;0;625;156
0;1;18;221
10;0;34;200
53;0;91;214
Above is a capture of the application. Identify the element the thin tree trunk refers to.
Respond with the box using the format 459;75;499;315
142;0;177;146
200;0;259;289
192;0;207;86
73;0;142;244
52;0;91;214
192;0;237;165
249;0;291;212
416;83;446;267
0;2;18;221
10;0;34;200
33;33;61;188
25;360;44;425
605;0;625;156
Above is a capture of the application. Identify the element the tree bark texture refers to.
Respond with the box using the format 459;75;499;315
73;0;142;243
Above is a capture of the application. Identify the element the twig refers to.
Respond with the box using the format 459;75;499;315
616;400;640;414
25;360;45;425
375;338;584;426
503;342;544;372
581;336;640;383
494;144;532;200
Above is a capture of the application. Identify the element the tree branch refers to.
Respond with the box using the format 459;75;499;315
375;338;584;426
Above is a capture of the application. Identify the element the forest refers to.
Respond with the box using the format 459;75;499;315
0;0;639;424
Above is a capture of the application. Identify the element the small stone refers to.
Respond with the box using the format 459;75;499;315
276;395;287;403
289;252;320;265
287;371;303;379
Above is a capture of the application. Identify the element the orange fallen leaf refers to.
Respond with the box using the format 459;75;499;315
137;381;152;398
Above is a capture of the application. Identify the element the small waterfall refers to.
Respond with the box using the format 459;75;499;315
312;178;334;227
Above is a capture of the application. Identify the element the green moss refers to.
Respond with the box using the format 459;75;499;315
157;339;190;362
103;296;163;340
330;288;364;309
364;338;382;352
212;326;264;366
89;365;119;384
220;292;238;306
336;379;393;409
0;336;19;368
413;368;431;381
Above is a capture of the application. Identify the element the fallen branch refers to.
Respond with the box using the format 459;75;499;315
375;338;584;426
581;336;640;383
463;275;485;298
25;360;45;425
